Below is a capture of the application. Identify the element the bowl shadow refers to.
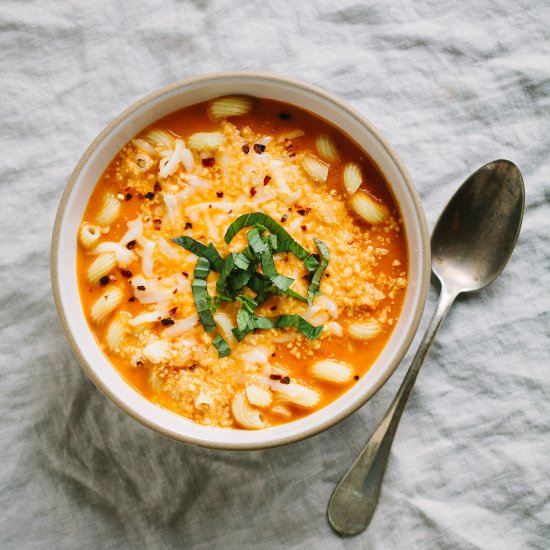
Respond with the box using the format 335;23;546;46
38;357;375;546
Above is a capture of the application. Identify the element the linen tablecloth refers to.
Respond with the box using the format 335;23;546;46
1;1;549;548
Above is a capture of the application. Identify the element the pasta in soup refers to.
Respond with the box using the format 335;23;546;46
77;97;408;429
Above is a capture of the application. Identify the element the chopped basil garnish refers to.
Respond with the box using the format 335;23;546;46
225;212;320;273
232;315;278;342
280;288;309;304
308;238;330;306
273;239;320;272
235;294;259;331
173;212;330;355
217;253;240;293
232;314;322;342
212;335;230;358
228;267;255;293
171;236;224;272
276;314;323;340
246;226;294;292
191;257;217;333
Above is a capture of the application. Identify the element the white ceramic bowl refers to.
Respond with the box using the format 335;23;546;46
51;72;430;450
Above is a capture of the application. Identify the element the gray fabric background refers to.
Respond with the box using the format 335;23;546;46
1;1;549;548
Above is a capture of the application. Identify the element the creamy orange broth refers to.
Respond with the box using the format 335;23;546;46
77;97;408;429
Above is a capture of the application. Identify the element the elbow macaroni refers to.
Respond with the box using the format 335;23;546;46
315;134;339;162
187;132;226;150
273;382;321;409
95;193;121;227
245;386;272;408
347;319;382;340
145;129;174;150
349;191;389;225
87;252;116;284
343;162;363;195
106;313;128;353
310;359;354;385
207;96;254;122
79;223;101;249
302;153;329;184
232;392;266;430
91;287;124;325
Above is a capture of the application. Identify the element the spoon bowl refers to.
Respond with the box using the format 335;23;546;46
432;160;524;293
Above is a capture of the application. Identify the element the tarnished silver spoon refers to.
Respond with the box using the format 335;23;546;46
328;159;525;536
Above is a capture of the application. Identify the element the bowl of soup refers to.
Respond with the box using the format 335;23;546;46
52;72;430;449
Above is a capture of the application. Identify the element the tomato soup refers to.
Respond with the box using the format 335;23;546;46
76;96;408;429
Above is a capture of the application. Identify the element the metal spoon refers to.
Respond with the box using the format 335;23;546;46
328;159;525;536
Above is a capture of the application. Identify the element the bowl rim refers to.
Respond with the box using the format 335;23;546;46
51;71;430;450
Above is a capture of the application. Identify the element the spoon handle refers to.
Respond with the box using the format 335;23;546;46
327;284;458;536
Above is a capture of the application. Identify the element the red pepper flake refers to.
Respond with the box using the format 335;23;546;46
253;143;266;154
242;144;250;154
126;240;136;250
301;225;307;231
202;157;215;167
145;191;155;199
297;209;306;216
128;297;136;302
188;364;196;372
136;360;143;366
288;152;296;157
271;353;277;357
125;193;133;201
136;285;146;291
154;181;162;192
354;375;359;381
263;175;271;185
280;213;288;223
161;318;175;326
270;305;277;311
172;289;178;294
250;187;257;197
280;376;291;384
169;307;178;317
153;218;162;230
270;374;282;380
325;273;330;278
182;271;189;278
216;191;224;198
185;222;193;230
99;276;109;286
278;112;291;120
